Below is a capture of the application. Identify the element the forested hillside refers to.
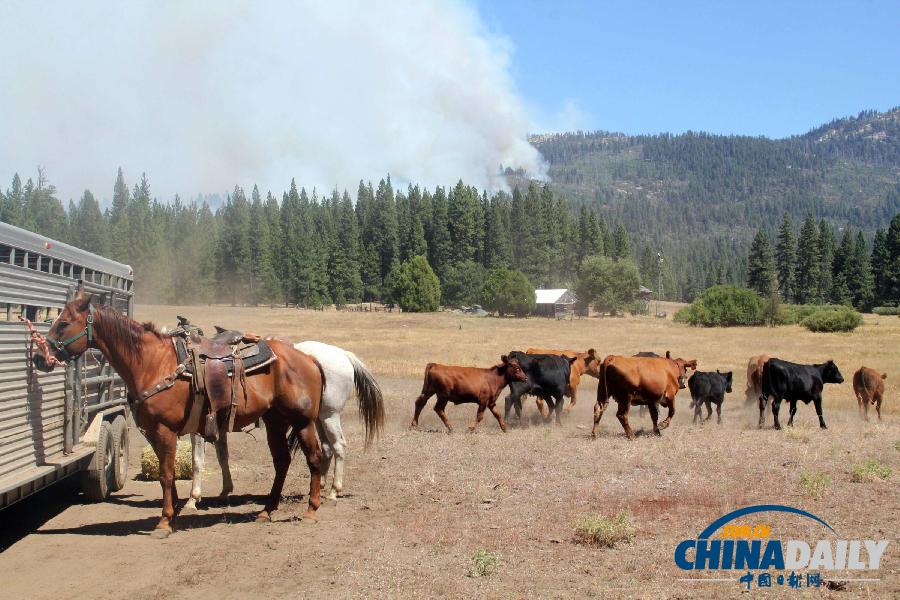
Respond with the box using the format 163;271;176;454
530;107;900;298
2;108;899;306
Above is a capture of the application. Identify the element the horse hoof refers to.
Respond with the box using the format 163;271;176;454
326;492;338;501
151;527;172;539
256;511;271;523
184;498;198;511
301;510;319;523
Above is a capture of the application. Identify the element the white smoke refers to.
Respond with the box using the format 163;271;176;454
0;0;545;202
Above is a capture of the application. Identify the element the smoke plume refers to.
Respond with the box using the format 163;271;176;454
0;1;545;201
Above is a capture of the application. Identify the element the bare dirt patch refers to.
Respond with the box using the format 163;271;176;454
0;307;897;599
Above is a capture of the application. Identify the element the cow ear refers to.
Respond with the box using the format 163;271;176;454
501;354;510;365
665;350;671;359
588;348;596;357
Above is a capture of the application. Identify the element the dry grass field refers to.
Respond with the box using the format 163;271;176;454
0;304;897;599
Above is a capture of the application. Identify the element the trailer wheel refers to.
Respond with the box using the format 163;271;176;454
81;421;115;501
110;415;129;492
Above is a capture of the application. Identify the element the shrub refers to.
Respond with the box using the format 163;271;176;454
799;471;831;499
778;303;847;325
480;268;535;317
800;306;862;332
873;306;900;316
850;459;892;482
577;255;641;316
572;511;635;548
391;255;441;312
441;260;487;307
140;441;193;480
674;285;764;327
468;549;500;577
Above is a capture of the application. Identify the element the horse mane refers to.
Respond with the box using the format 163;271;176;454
93;305;167;363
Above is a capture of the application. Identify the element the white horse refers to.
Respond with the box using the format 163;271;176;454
185;340;384;508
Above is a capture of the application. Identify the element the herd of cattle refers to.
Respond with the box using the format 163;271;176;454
410;349;888;437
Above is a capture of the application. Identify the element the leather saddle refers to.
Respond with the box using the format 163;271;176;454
171;325;276;441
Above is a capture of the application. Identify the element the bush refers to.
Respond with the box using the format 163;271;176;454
468;549;500;577
850;459;892;482
778;303;847;325
873;306;900;315
391;255;441;312
572;511;635;548
480;268;535;317
799;471;831;499
140;441;193;480
441;260;487;307
800;306;862;332
577;255;641;316
674;285;764;327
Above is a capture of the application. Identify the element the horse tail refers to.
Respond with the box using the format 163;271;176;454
288;355;328;456
345;351;384;449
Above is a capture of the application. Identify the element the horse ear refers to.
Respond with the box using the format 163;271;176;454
76;292;93;311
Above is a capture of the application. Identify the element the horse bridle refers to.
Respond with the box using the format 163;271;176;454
47;303;95;362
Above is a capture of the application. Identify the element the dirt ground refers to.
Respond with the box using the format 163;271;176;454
0;305;897;599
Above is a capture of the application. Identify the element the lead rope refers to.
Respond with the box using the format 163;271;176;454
19;317;63;391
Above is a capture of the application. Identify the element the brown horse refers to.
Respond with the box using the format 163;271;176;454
33;288;325;537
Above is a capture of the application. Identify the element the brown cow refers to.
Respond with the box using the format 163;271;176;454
410;356;527;433
853;367;887;422
526;347;600;414
745;355;769;404
593;354;697;439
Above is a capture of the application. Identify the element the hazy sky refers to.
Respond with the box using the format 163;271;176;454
1;1;897;203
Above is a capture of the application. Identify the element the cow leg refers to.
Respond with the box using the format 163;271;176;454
813;395;827;429
875;396;882;421
591;400;608;439
410;390;433;429
504;391;524;425
856;391;867;421
647;401;661;436
788;400;798;427
715;401;722;425
704;400;713;422
488;401;507;432
692;396;701;424
469;403;488;433
552;393;565;425
535;397;549;418
758;395;768;428
771;397;782;430
616;401;635;440
434;397;453;433
659;395;675;430
563;387;576;413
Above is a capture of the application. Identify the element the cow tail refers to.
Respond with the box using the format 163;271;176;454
862;372;875;406
599;357;609;403
346;351;385;449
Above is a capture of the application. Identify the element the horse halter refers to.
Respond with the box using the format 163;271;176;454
47;303;95;362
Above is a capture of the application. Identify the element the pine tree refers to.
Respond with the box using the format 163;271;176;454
848;231;874;310
884;214;900;305
448;179;480;264
1;174;24;225
746;229;775;296
427;186;451;280
871;228;891;306
329;190;363;303
611;224;631;260
817;219;835;303
249;185;281;304
775;214;796;302
831;228;854;305
71;189;108;255
793;214;821;304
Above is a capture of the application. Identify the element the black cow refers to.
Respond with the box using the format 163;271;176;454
759;358;844;430
503;350;575;425
689;370;733;424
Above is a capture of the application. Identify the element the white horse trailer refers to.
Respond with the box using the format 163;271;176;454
0;222;134;509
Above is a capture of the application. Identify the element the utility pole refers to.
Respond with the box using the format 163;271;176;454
656;251;663;317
